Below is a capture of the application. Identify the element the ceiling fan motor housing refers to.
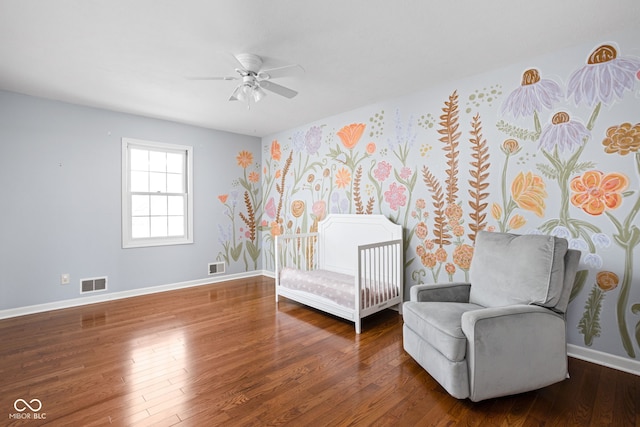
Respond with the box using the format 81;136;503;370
235;53;263;74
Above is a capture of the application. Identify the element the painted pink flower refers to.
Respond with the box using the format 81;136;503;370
384;182;407;211
373;161;392;181
399;167;412;180
312;200;326;221
265;197;276;219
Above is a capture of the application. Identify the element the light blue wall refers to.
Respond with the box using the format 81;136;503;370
0;90;261;310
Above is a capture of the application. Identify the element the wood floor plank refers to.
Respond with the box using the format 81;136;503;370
0;276;638;426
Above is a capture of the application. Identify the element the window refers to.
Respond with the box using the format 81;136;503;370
122;138;193;248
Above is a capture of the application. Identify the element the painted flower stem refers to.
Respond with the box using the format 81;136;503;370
607;152;640;358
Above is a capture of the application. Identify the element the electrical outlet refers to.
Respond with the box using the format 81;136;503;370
61;273;70;285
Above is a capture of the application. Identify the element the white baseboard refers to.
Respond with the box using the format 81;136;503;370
568;343;640;376
0;270;271;320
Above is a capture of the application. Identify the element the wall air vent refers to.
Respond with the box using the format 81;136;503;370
80;276;108;293
208;262;225;275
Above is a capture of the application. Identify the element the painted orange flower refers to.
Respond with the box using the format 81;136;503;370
335;168;351;189
445;263;456;275
453;244;474;270
502;138;520;154
602;122;640;155
218;194;228;204
270;221;282;237
509;214;526;230
236;150;253;168
596;271;619;292
570;170;628;215
248;171;259;183
491;203;502;220
415;221;428;240
291;200;305;218
511;172;547;217
421;252;437;269
366;142;376;154
337;123;365;150
275;169;282;179
271;140;281;161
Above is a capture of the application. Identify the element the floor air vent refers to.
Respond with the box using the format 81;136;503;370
80;277;108;293
208;262;225;275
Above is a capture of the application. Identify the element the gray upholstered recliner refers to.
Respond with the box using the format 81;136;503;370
403;231;581;402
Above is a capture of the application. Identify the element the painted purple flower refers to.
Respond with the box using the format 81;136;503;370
384;182;407;211
569;238;589;252
305;126;323;155
373;161;392;181
567;44;640;107
538;111;590;153
501;68;563;118
292;130;306;152
583;253;603;269
591;233;612;249
550;225;571;240
217;224;231;245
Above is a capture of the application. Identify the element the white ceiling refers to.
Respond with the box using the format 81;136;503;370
1;0;638;137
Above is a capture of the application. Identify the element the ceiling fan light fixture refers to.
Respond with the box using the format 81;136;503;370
253;86;266;102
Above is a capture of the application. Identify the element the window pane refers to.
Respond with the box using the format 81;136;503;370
167;173;183;193
150;217;168;237
168;216;184;236
149;151;166;172
132;195;149;216
168;196;184;215
132;217;150;238
166;153;183;174
150;195;168;216
149;172;167;193
131;171;149;192
130;149;149;171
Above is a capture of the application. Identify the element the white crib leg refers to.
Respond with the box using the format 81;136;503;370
355;319;361;334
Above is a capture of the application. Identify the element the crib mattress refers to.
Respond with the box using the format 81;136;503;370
278;267;398;309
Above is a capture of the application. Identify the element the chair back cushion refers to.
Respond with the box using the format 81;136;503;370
468;231;568;308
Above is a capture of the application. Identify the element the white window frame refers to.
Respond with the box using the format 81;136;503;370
121;138;193;248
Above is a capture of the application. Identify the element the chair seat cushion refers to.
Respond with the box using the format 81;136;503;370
403;301;482;362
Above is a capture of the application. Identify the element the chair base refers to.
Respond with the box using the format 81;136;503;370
403;324;470;400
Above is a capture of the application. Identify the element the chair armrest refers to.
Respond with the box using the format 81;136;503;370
410;282;471;302
461;305;568;402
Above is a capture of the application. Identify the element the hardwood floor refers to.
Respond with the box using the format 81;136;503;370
0;276;638;426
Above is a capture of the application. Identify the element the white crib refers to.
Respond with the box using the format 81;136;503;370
275;214;403;333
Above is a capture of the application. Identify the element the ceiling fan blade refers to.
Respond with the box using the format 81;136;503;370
259;80;298;98
186;76;238;81
258;64;305;80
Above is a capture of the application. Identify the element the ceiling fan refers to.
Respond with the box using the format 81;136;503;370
189;53;304;108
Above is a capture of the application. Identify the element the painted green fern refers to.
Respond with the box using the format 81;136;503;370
578;284;605;346
496;119;540;141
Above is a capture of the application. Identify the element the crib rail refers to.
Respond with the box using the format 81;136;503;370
275;232;319;275
357;239;404;312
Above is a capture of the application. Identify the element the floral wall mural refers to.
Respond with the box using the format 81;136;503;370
217;149;262;271
256;34;640;362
